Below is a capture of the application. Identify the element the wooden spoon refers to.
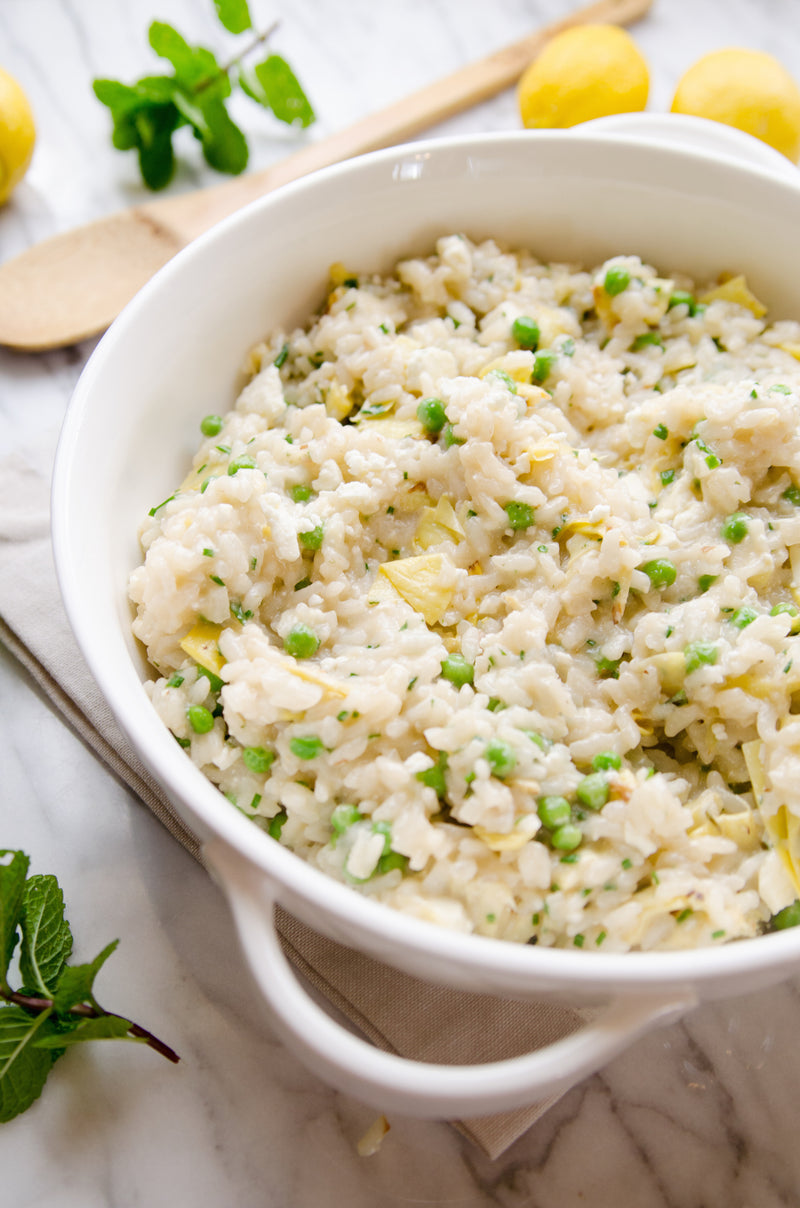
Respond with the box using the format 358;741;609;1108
0;0;652;352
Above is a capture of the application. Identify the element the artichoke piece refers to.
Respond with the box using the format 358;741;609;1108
415;496;465;551
648;652;686;696
767;805;800;897
180;620;226;675
379;553;454;625
699;274;767;318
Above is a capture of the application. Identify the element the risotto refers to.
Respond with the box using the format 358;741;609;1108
130;235;800;952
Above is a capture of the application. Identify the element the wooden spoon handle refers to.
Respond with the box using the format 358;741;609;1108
145;0;655;239
0;0;653;351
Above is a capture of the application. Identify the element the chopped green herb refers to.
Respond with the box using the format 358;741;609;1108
698;574;717;593
595;654;621;679
675;908;693;924
167;672;184;688
209;573;225;586
783;485;800;506
273;342;289;369
660;469;675;486
293;576;312;591
621;858;632;870
573;933;585;946
653;424;669;441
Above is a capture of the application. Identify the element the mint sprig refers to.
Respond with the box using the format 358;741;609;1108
0;850;178;1124
93;0;315;190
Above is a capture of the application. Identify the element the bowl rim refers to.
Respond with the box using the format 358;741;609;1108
53;124;800;990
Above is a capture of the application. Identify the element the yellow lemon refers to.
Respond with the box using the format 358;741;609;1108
671;49;800;162
0;66;35;204
517;24;649;130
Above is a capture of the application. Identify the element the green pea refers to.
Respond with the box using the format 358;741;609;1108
440;653;474;687
290;735;324;760
592;751;621;771
200;414;223;437
603;266;630;296
331;804;363;835
290;483;313;503
771;900;800;930
730;606;757;629
283;624;320;659
631;331;663;351
415;752;448;797
770;602;800;633
186;704;214;734
576;772;610;811
377;850;409;876
485;368;518;394
642;558;677;589
267;809;287;840
441;423;465;447
537;795;571;829
667;290;697;315
684;641;718;674
531;349;558;385
512;315;540;350
417;397;447;432
722;512;749;543
486;740;516;779
242;746;276;774
299;525;324;550
228;455;256;475
504;501;535;530
550;823;582;852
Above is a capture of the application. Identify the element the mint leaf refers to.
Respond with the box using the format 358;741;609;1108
0;851;29;986
33;1014;133;1049
0;1006;54;1123
148;22;230;98
245;54;315;128
197;95;248;174
53;940;118;1013
19;876;73;998
214;0;252;34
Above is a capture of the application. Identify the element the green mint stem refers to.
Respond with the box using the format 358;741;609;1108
194;20;279;93
2;989;180;1065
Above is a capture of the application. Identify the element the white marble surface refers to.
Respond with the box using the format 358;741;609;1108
5;0;800;1203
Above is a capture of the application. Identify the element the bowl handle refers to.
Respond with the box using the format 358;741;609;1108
204;838;696;1118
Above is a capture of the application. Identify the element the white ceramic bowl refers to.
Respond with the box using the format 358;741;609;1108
53;117;800;1118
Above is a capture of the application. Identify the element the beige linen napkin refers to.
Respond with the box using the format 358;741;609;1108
0;449;587;1160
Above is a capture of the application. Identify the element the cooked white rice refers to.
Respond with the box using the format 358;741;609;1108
130;234;800;952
